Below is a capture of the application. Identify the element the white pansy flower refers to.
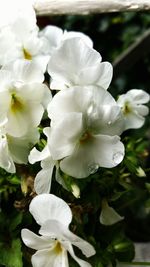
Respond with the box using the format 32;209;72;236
48;86;124;178
0;14;49;71
29;128;56;194
99;199;124;225
0;60;51;137
21;194;95;267
117;89;149;131
39;25;93;56
48;37;112;90
0;127;39;173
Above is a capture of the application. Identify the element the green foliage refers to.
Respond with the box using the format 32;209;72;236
0;239;22;267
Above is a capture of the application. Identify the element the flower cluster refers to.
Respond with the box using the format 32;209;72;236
0;1;149;267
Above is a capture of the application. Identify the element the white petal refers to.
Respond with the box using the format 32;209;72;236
48;86;93;123
60;135;124;178
8;128;39;164
32;55;50;73
133;104;149;117
123;112;145;130
21;229;53;250
40;220;95;258
78;62;113;89
5;60;44;83
39;25;63;53
100;200;124;225
49;113;83;160
32;247;68;267
63;31;93;48
127;89;150;104
48;37;101;88
0;90;10;126
29;194;72;226
34;158;55;194
0;134;15;173
63;242;93;267
29;145;50;164
48;86;123;136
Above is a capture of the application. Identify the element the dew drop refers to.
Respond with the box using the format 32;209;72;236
87;104;94;115
88;163;99;174
113;152;124;164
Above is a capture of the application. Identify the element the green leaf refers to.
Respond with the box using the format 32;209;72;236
10;212;23;231
0;238;23;267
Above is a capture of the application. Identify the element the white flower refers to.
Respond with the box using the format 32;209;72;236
0;14;49;71
48;37;113;90
99;199;124;225
21;194;95;267
39;25;93;56
0;60;51;137
0;127;39;173
47;86;124;178
0;0;36;29
29;128;56;194
117;89;150;130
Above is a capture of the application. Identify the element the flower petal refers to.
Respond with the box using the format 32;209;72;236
49;113;83;160
63;242;93;267
40;220;96;258
124;112;145;130
100;200;124;225
60;135;124;178
127;89;150;104
21;229;53;250
34;157;55;194
4;60;44;83
78;62;113;89
29;194;72;226
31;247;68;267
29;145;50;164
48;37;101;88
8;128;39;164
0;134;15;173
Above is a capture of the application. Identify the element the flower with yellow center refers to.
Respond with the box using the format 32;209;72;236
0;60;51;137
117;89;149;130
21;194;95;267
47;85;124;178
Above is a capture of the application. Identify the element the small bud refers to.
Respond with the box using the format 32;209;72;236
136;167;146;177
71;183;80;198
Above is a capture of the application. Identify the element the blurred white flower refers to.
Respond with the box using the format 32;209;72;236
47;86;124;178
0;127;39;173
0;60;51;137
99;199;124;225
0;0;36;29
29;128;56;194
39;25;93;56
21;194;95;267
0;9;49;71
48;37;112;90
117;89;149;130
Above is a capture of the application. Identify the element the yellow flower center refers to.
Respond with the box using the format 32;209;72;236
80;131;92;143
23;48;32;60
54;241;63;254
11;93;24;113
122;101;132;115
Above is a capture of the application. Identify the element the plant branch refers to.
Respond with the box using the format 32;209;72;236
33;0;150;16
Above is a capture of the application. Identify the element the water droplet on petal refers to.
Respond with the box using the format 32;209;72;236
87;104;94;115
113;152;124;165
88;163;99;174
